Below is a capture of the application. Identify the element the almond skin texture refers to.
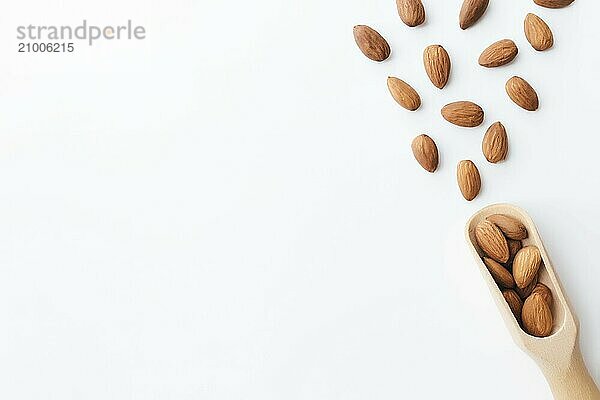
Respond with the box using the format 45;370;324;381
482;122;508;163
534;0;575;8
522;292;553;337
387;77;421;111
457;160;481;201
532;283;553;307
479;39;518;68
516;274;538;299
484;257;515;288
411;134;439;173
396;0;426;27
423;45;451;89
441;101;484;127
459;0;489;30
506;76;539;111
475;220;510;263
507;239;523;265
486;214;528;240
503;289;523;323
524;14;553;51
513;246;542;289
353;25;391;62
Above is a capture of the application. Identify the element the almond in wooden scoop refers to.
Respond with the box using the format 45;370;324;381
353;25;391;62
411;134;438;172
486;214;528;240
441;101;484;127
475;220;509;263
479;39;518;68
522;292;553;337
387;77;421;111
503;289;523;323
506;76;539;111
484;257;515;288
513;246;542;289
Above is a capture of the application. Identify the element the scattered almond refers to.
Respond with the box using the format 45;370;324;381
522;292;553;337
486;214;528;240
524;13;553;51
532;283;553;307
482;122;508;164
396;0;426;27
441;101;484;127
457;160;481;201
506;76;539;111
513;246;542;289
475;220;510;263
534;0;575;8
387;77;421;111
459;0;489;30
503;289;523;322
423;45;451;89
411;134;439;172
479;39;518;68
353;25;391;62
484;257;515;288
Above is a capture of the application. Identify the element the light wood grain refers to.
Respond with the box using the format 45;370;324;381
466;203;600;399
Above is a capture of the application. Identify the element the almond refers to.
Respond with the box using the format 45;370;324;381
486;214;528;240
524;14;554;51
484;257;515;288
411;134;439;173
507;239;523;266
506;76;539;111
522;292;553;337
503;289;523;323
387;77;421;111
441;101;484;127
457;160;481;201
475;220;510;263
459;0;489;30
513;246;542;289
423;45;451;89
396;0;426;27
482;122;508;164
534;0;575;8
516;274;538;299
532;283;553;307
353;25;391;62
479;39;518;68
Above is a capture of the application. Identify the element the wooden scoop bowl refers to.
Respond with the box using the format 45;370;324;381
466;203;600;399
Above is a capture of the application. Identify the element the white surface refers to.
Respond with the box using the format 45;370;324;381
0;0;598;399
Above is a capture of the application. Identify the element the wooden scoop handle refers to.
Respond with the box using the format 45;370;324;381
541;344;600;399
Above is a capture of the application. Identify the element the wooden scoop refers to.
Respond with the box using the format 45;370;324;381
466;203;600;399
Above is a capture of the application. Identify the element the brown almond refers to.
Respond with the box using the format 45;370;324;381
457;160;481;201
522;292;553;337
396;0;426;27
423;45;451;89
482;122;508;164
507;239;523;266
484;257;515;288
479;39;518;68
506;76;539;111
459;0;489;29
513;246;542;289
441;101;484;127
534;0;575;8
524;13;553;51
532;283;553;307
387;77;421;111
411;134;439;173
353;25;391;62
475;220;510;263
503;289;523;322
486;214;528;240
516;274;538;299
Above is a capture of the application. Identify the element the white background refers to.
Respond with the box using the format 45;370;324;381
0;0;598;398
